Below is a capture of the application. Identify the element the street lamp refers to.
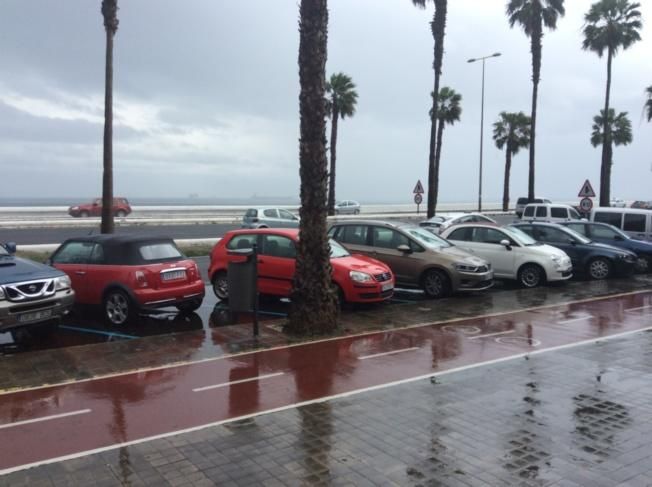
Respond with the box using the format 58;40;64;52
467;52;501;212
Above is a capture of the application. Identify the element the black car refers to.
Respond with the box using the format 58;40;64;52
560;221;652;273
0;242;75;332
510;222;638;280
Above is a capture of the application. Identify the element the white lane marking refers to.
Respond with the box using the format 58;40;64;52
467;330;515;340
3;289;652;397
496;336;542;347
358;347;420;360
558;314;593;324
3;325;652;476
0;409;91;431
192;372;284;392
625;305;652;313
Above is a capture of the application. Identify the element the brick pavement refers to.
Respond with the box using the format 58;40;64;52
3;329;652;486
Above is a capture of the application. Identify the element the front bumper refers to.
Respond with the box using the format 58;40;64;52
454;270;494;292
613;258;637;276
348;280;395;303
549;264;573;282
0;289;75;332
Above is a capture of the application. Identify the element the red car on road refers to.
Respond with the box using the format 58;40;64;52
50;235;205;325
68;197;132;218
209;229;395;304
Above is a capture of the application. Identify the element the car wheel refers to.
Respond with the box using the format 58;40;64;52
587;257;611;280
212;271;228;300
103;289;134;325
335;284;347;310
354;209;360;215
518;264;545;288
422;269;451;299
115;210;127;218
176;298;202;313
80;210;89;218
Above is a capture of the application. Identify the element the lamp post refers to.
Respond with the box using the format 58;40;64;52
467;52;501;212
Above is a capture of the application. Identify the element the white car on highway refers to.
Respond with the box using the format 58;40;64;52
440;224;572;288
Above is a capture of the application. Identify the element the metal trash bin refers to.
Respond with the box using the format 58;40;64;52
227;245;259;335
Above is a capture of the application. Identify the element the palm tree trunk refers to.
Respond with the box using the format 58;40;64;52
327;105;339;216
503;147;512;212
287;0;338;336
599;49;613;207
433;120;445;213
527;25;542;203
101;21;115;234
427;0;447;219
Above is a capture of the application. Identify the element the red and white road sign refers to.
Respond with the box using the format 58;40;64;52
579;197;593;212
413;180;424;194
578;179;596;198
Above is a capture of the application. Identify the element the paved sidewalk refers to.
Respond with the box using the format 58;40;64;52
3;330;652;486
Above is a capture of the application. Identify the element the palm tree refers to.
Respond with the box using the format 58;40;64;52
590;109;633;176
582;0;642;206
101;0;119;234
645;85;652;122
411;0;448;218
326;73;358;216
493;112;532;212
506;0;565;203
286;0;338;335
429;87;461;212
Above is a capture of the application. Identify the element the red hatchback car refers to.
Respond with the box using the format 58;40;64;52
50;235;205;325
68;197;132;218
209;229;395;304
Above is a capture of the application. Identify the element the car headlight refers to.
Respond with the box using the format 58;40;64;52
454;262;478;272
70;206;79;210
55;275;71;290
349;270;373;283
549;255;563;268
0;287;5;300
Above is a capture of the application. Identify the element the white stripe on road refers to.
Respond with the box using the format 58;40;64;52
192;372;284;392
358;347;420;360
625;305;652;313
0;409;91;431
468;330;515;340
558;314;593;324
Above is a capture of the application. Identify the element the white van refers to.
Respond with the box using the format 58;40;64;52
590;207;652;241
521;203;582;222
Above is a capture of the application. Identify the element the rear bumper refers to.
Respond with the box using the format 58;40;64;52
0;289;75;332
134;280;206;309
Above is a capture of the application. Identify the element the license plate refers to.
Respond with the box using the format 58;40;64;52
162;270;186;281
381;282;394;292
19;309;52;323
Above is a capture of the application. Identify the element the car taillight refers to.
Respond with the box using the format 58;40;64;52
188;263;199;280
135;271;148;288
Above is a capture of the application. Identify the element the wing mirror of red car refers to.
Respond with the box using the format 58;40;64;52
396;244;412;254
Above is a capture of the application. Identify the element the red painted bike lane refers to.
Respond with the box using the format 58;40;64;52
1;291;651;474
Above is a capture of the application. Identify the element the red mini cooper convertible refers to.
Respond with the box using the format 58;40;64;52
50;235;205;325
208;228;395;304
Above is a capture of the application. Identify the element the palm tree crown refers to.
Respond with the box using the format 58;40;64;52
493;112;532;154
582;0;642;57
431;87;461;125
645;85;652;122
507;0;565;35
326;73;358;119
591;108;632;147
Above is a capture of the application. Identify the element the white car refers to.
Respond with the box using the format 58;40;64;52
521;203;582;223
610;197;627;208
440;224;573;288
419;212;497;234
334;200;361;215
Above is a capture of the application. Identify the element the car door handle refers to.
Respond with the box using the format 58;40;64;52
75;271;86;275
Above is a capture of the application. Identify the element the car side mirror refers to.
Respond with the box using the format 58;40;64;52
500;239;512;250
4;242;17;254
396;244;412;254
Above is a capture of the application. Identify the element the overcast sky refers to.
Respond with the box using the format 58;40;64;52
0;0;650;204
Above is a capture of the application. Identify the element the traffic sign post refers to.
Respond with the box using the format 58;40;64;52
578;179;596;198
413;180;425;214
579;197;593;213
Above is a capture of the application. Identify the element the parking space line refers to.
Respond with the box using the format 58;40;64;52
625;305;652;313
192;372;285;392
468;330;514;340
358;347;420;360
558;315;593;325
0;409;91;430
59;325;138;340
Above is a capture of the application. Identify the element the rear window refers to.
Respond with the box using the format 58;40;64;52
138;243;182;261
524;206;535;217
594;212;622;228
245;209;257;218
624;214;646;233
550;207;567;218
517;198;528;205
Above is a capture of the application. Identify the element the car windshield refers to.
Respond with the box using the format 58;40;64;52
405;227;452;249
425;216;446;223
599;224;630;240
505;226;540;246
329;239;350;258
561;226;592;244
